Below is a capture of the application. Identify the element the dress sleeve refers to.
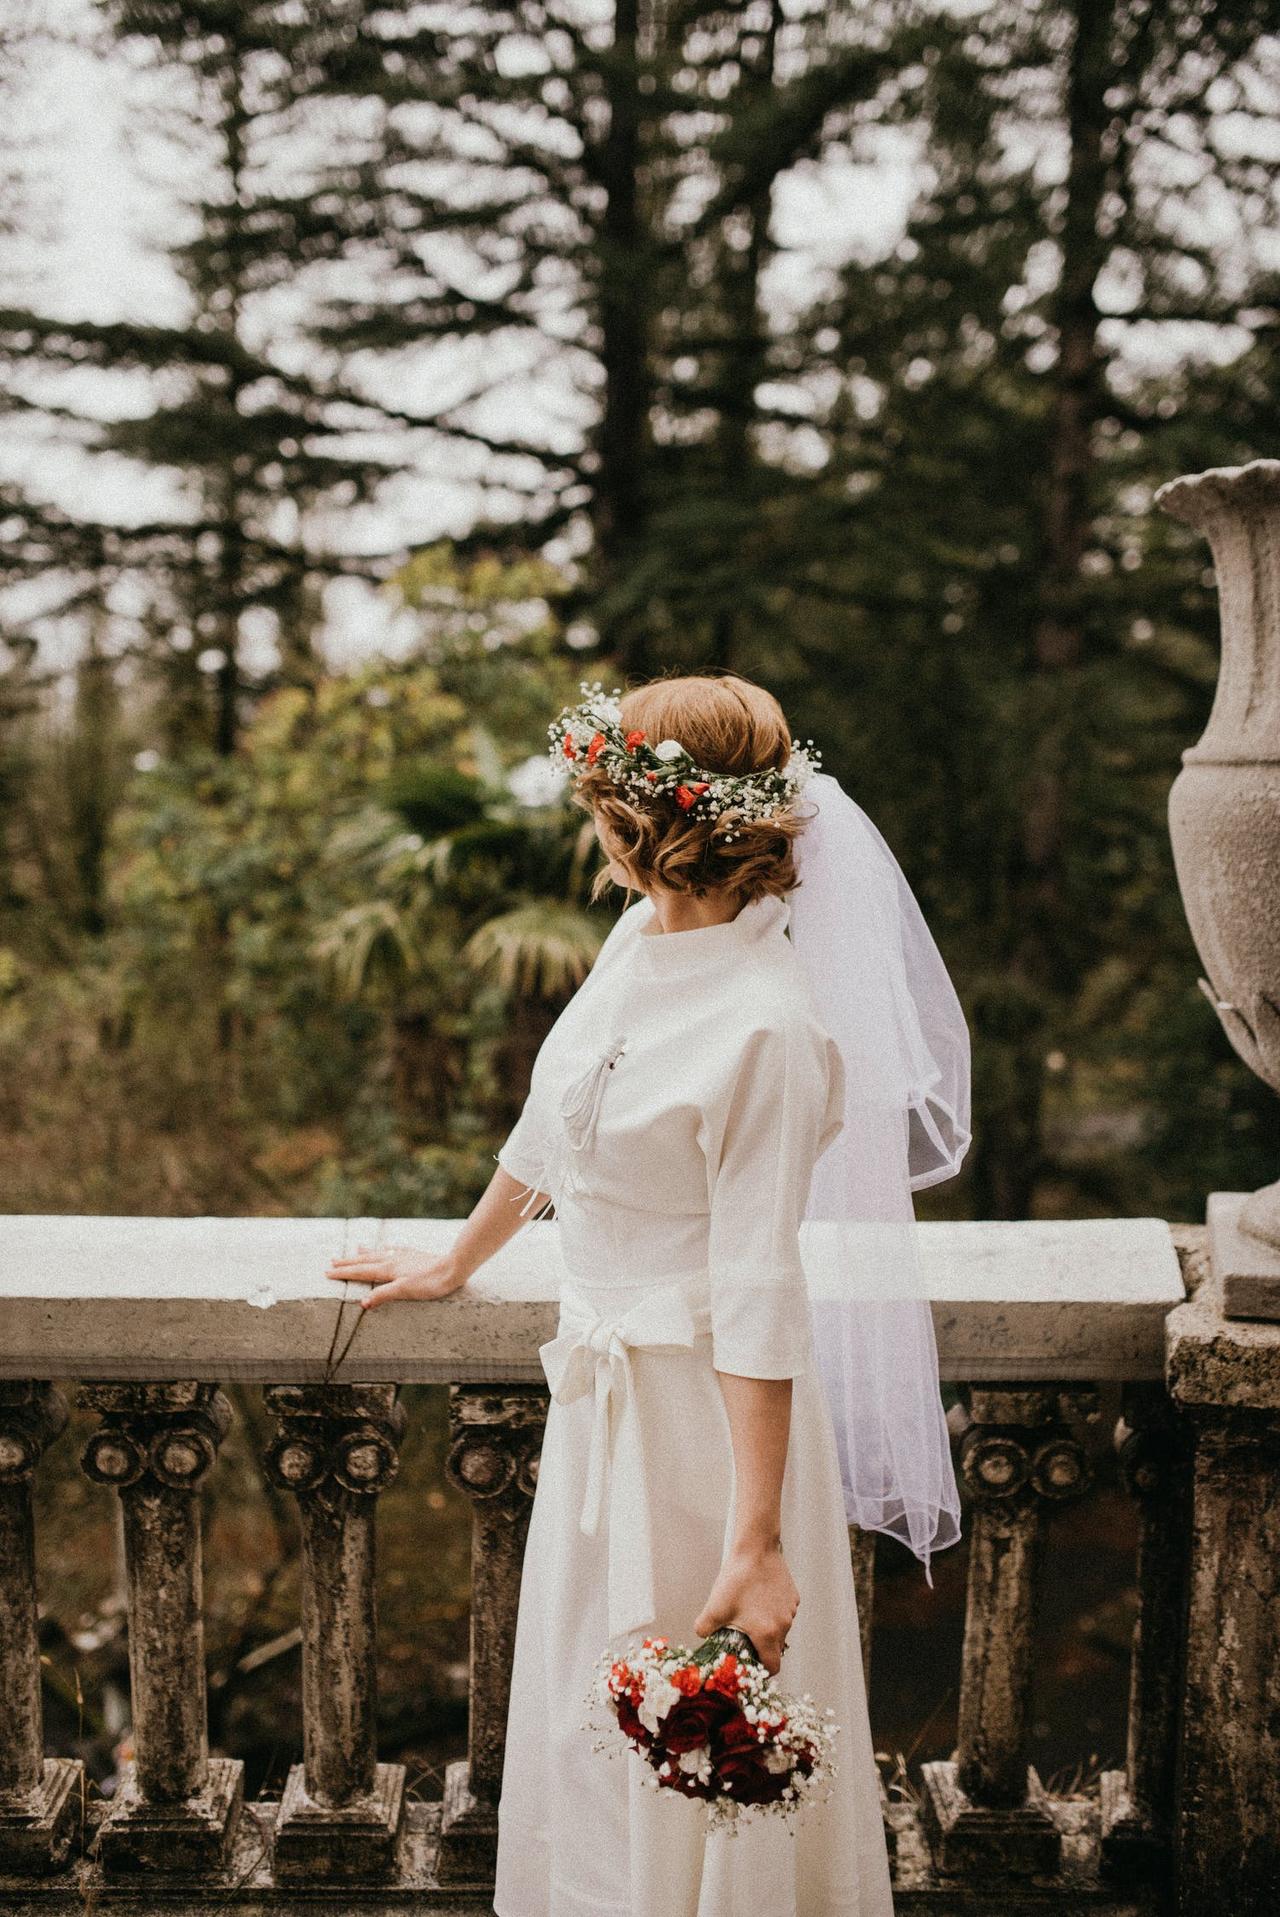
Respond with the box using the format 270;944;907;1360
495;1089;554;1196
704;1017;843;1380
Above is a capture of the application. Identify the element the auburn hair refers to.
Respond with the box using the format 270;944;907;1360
571;673;809;904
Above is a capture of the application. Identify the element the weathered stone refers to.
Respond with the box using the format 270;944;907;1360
1166;1250;1280;1413
262;1383;407;1883
93;1757;244;1876
847;1526;898;1866
1157;459;1280;1261
922;1383;1095;1878
78;1382;241;1876
1207;1188;1280;1322
0;1213;1183;1384
1164;1259;1280;1917
269;1760;405;1883
918;1763;1062;1880
436;1386;546;1886
1100;1383;1191;1886
0;1383;82;1876
849;1523;876;1690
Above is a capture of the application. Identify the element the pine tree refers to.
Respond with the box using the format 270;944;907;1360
773;0;1280;1218
0;1;408;754
301;1;912;675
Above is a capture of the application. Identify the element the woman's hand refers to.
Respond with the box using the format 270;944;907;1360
322;1168;542;1308
324;1244;468;1309
693;1538;799;1676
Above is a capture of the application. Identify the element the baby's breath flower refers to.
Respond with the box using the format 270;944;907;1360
547;691;820;827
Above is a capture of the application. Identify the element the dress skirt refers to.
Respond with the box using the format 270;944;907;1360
493;1266;896;1917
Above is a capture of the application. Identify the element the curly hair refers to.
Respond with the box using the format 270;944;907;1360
571;674;810;904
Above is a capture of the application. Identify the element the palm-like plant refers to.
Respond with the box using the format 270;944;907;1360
315;728;617;1135
461;899;604;1001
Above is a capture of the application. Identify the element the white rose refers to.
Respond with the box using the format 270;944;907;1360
653;738;686;761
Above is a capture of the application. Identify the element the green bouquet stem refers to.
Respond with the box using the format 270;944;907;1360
690;1625;764;1669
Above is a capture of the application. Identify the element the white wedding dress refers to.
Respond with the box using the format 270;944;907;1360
492;891;896;1917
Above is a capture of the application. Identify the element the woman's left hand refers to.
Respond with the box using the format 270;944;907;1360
324;1244;468;1307
694;1539;799;1676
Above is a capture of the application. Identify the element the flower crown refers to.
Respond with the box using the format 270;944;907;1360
548;683;820;839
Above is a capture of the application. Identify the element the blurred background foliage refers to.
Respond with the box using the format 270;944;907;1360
2;0;1279;1808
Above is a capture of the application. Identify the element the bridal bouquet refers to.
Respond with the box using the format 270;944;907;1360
591;1626;838;1829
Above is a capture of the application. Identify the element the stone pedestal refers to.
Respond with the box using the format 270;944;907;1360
1208;1189;1280;1322
1166;1253;1280;1917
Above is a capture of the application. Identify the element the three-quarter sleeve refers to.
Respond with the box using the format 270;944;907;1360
704;1016;841;1380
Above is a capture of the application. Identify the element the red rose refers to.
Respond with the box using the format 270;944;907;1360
586;731;607;765
716;1746;788;1804
615;1694;653;1748
657;1690;736;1754
711;1715;759;1757
625;728;646;748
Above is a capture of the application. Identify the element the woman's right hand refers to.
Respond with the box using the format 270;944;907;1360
324;1244;468;1309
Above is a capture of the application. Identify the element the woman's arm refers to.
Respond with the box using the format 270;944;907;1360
693;1371;799;1675
324;1165;547;1308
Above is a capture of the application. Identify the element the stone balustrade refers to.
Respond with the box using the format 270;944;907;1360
1;1209;1276;1915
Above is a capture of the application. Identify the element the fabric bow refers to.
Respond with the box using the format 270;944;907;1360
539;1286;704;1641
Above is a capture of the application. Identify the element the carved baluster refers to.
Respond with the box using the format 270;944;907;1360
437;1385;547;1885
921;1383;1095;1877
262;1383;406;1882
848;1523;898;1864
1101;1382;1191;1883
0;1383;81;1874
79;1382;242;1873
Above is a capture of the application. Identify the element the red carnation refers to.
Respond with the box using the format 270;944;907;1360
625;728;646;748
706;1654;741;1698
645;770;659;782
671;1665;702;1697
586;731;607;765
562;733;577;760
674;781;710;811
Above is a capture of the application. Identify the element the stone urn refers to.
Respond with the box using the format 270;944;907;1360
1156;460;1280;1289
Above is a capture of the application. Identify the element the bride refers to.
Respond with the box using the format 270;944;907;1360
326;672;969;1917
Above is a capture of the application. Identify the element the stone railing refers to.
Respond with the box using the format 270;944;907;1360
1;1209;1276;1915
